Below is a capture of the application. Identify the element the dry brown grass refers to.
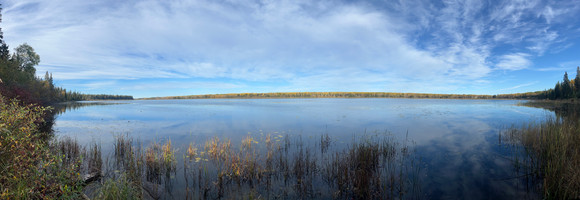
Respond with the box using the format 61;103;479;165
503;118;580;199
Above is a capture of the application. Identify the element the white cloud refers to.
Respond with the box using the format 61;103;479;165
1;0;579;95
496;53;532;70
535;60;580;72
499;81;538;91
3;0;454;81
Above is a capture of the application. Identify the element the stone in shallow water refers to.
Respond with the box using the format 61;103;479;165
82;172;102;184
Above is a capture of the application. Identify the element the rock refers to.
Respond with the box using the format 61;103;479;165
83;172;102;184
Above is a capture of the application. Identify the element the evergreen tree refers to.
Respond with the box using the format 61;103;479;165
575;66;580;98
554;81;562;99
562;72;572;99
0;4;9;61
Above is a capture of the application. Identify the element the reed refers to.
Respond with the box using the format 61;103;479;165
320;133;331;154
85;143;102;177
145;142;162;183
95;173;141;200
161;139;176;173
502;118;580;199
55;137;82;167
114;134;132;167
46;129;422;199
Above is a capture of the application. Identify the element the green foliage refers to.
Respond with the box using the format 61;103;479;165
0;5;8;61
14;43;40;78
0;6;132;104
95;174;141;200
0;95;84;199
542;69;580;100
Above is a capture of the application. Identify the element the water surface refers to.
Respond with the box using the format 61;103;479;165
54;98;550;199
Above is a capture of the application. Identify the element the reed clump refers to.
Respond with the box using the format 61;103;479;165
503;118;580;199
95;173;141;200
143;139;176;185
86;143;103;176
322;135;419;199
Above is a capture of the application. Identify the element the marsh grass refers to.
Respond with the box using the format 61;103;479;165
179;133;423;199
47;130;422;199
86;143;103;176
96;173;141;200
501;118;580;199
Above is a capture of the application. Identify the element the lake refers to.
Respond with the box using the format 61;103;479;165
53;98;550;199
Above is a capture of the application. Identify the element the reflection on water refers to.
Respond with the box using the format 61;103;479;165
53;99;552;199
523;101;580;121
52;101;128;115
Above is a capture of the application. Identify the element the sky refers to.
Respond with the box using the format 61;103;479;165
2;0;580;98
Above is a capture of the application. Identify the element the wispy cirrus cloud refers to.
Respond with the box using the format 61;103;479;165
496;53;532;71
499;81;539;91
2;0;580;97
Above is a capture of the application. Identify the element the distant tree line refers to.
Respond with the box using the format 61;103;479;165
144;91;547;100
0;6;132;105
542;67;580;100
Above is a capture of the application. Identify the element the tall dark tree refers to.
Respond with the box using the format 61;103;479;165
0;4;9;61
562;72;573;99
554;81;562;99
575;66;580;98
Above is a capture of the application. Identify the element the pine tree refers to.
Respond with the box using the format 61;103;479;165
555;81;562;99
0;4;9;61
575;66;580;98
562;72;572;99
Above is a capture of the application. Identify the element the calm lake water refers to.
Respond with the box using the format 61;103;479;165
54;98;551;199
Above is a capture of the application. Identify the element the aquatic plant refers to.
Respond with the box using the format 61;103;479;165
41;128;423;199
95;173;140;200
502;117;580;199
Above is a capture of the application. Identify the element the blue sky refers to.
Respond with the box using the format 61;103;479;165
2;0;580;98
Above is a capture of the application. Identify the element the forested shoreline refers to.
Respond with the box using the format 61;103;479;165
0;6;132;105
142;91;545;100
140;69;578;101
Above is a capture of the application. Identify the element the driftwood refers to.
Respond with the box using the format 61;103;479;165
82;172;102;184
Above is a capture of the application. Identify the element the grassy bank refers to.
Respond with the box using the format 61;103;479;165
502;116;580;199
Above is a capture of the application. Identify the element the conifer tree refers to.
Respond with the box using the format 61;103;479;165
574;66;580;98
562;72;572;99
554;81;562;99
0;4;9;61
